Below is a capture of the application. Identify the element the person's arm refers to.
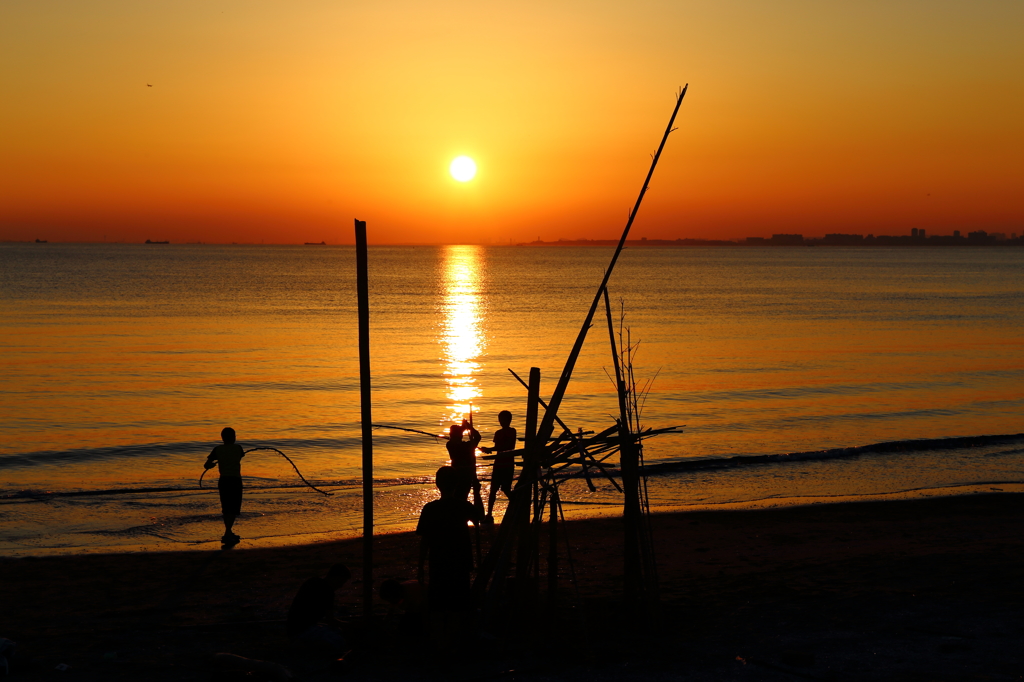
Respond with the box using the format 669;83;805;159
466;500;482;525
480;430;501;454
467;425;481;449
204;447;218;470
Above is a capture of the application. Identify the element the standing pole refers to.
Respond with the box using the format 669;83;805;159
547;485;559;612
534;86;688;448
604;287;643;605
355;218;374;625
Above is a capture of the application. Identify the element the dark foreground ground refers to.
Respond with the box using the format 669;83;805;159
2;493;1022;681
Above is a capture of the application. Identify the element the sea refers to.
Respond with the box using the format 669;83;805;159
2;242;1022;556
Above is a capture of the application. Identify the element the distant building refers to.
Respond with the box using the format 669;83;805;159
823;233;864;245
920;228;926;238
911;228;919;237
770;233;803;245
953;230;961;238
991;233;1007;241
745;237;766;244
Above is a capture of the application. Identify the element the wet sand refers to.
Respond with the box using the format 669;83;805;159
2;492;1022;681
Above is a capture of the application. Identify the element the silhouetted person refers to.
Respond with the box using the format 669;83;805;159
446;420;484;515
204;427;245;544
417;466;480;649
379;578;425;635
287;563;351;656
481;410;517;519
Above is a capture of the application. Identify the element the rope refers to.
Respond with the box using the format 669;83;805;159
199;446;333;496
372;424;448;441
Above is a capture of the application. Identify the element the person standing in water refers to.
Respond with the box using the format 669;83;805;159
481;410;517;521
204;427;245;544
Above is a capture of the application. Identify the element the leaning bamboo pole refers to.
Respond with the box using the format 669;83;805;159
473;87;688;621
534;85;688;448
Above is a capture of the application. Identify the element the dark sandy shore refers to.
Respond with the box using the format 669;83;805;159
2;493;1022;681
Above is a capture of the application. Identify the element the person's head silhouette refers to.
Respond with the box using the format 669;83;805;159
435;465;458;497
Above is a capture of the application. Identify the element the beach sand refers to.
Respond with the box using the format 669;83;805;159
2;493;1022;681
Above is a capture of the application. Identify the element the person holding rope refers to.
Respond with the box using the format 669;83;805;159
204;426;245;544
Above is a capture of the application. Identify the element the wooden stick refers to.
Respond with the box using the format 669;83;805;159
605;289;643;605
534;86;688;448
548;485;559;612
354;218;374;627
509;369;620;491
508;368;582;449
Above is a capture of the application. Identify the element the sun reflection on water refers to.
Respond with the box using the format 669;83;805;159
439;245;485;425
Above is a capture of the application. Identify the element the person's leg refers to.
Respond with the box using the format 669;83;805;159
490;468;513;516
472;479;484;516
218;476;242;540
486;476;498;516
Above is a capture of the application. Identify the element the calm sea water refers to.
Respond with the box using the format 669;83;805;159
2;243;1022;555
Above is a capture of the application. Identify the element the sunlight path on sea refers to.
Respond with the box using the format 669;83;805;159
439;245;486;426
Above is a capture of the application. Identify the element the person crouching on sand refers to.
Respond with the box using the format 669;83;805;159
287;563;352;657
204;426;245;544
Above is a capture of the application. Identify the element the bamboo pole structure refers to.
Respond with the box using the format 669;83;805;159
534;85;688;450
471;87;688;624
355;219;374;625
515;368;542;606
547;485;558;612
604;288;643;605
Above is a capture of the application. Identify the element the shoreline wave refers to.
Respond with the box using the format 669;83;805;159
643;433;1024;475
4;433;1022;501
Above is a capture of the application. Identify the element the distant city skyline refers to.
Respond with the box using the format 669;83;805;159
7;226;1021;247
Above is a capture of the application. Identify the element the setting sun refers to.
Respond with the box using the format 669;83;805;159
449;156;477;182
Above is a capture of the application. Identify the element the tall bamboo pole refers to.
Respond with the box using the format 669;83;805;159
604;288;643;604
516;368;542;596
355;219;374;625
534;86;688;448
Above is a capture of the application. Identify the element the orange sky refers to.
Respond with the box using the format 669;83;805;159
1;0;1022;244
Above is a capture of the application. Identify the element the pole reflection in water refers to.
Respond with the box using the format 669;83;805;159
439;245;486;425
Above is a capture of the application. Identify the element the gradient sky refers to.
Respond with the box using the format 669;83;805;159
2;0;1021;244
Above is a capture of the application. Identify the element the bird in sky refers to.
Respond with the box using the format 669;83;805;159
147;83;152;87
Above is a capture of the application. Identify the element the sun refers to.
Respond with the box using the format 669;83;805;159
449;156;477;182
